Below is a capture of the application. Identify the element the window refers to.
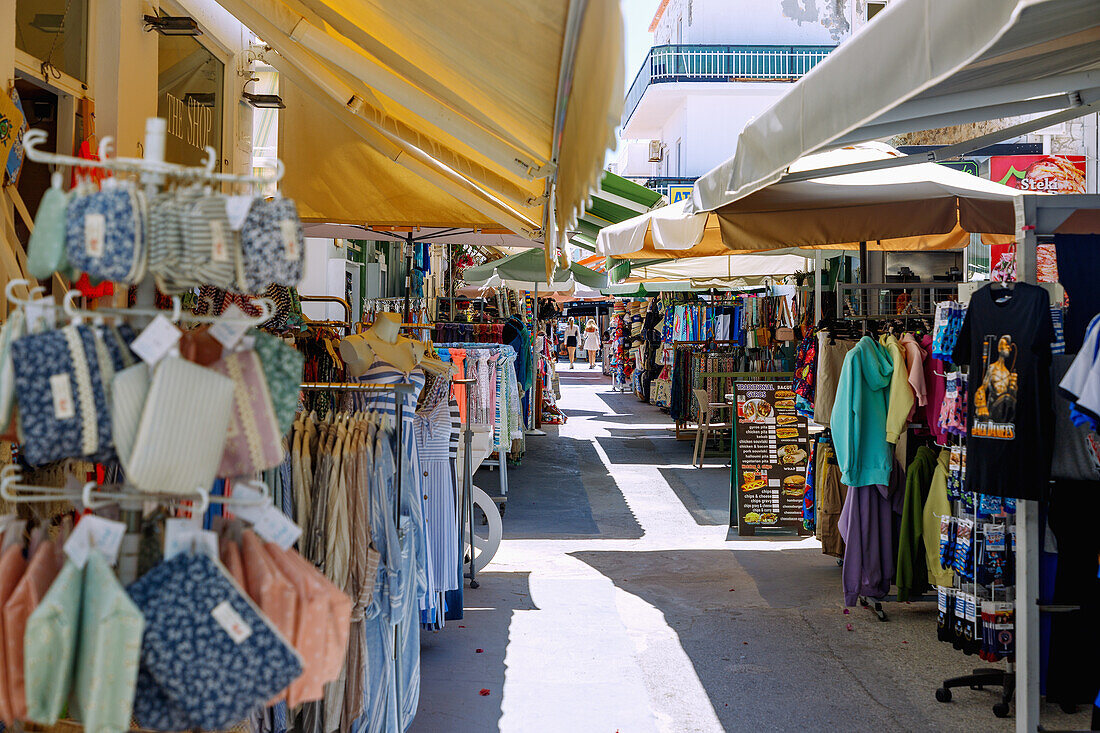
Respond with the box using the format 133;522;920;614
157;34;225;169
867;2;888;20
15;0;89;82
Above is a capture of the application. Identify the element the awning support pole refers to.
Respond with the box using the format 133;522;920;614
814;250;823;324
1014;195;1040;733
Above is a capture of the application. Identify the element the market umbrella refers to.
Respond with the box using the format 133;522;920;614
597;143;1018;258
461;249;608;290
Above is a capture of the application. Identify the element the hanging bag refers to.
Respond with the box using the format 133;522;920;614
181;192;239;291
253;331;305;436
776;296;797;342
211;350;285;477
26;174;72;280
65;183;148;284
125;357;234;494
238;197;305;293
11;324;113;466
23;558;82;726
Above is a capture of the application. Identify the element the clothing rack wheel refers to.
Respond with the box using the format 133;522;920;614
935;668;1014;717
858;595;889;621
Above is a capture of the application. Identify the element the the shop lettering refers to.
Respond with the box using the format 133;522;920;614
164;92;213;151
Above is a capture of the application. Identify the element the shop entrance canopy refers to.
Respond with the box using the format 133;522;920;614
214;0;623;242
692;0;1100;213
597;143;1019;258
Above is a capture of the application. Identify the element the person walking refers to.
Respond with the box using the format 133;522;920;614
583;318;601;368
563;316;580;368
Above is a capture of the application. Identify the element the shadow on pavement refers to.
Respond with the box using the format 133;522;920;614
413;571;536;733
567;548;977;731
478;436;643;540
659;466;732;526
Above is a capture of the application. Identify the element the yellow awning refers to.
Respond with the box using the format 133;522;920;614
216;0;622;244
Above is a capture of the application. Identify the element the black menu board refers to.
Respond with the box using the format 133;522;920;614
732;381;811;535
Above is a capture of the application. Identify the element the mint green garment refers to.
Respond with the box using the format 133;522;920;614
72;550;145;733
831;336;896;487
24;559;82;725
26;186;73;280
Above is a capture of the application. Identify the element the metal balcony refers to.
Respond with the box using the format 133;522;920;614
622;176;698;201
622;44;835;128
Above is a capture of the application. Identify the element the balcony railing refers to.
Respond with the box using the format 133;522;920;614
622;44;835;128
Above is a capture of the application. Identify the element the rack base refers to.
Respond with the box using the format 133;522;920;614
935;668;1014;718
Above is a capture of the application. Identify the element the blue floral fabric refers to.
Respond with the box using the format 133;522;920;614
239;197;305;293
11;325;112;466
99;323;138;371
66;188;143;283
128;553;302;731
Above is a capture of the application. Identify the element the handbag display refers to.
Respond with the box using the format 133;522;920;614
264;543;329;707
130;551;301;731
71;550;144;733
239;197;305;293
111;362;150;470
125;357;234;494
66;184;148;284
211;350;284;477
240;531;297;704
23;559;82;726
776;297;797;342
11;324;113;466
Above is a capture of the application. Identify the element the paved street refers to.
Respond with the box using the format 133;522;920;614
413;367;1090;733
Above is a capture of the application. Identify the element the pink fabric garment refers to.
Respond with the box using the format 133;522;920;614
4;540;60;720
450;349;467;424
265;543;330;706
0;544;26;724
898;334;928;418
920;334;949;445
212;350;284;477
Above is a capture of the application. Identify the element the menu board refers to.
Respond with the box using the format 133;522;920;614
732;381;811;535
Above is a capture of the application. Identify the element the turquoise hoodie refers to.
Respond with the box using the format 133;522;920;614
832;336;895;487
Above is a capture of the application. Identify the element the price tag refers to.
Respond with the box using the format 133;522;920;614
225;483;267;523
130;314;182;365
252;507;302;549
210;220;230;263
281;219;300;261
84;213;106;258
212;600;252;644
23;301;53;333
64;515;126;569
163;518;218;560
49;373;75;419
209;304;251;350
225;196;253;231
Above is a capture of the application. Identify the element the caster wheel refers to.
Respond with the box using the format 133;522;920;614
935;688;951;703
992;702;1010;718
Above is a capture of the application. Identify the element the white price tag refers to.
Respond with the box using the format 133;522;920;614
280;219;300;261
49;373;76;419
225;196;253;231
252;507;302;550
163;518;218;560
130;315;182;365
210;220;230;263
225;483;268;523
23;301;54;333
84;213;106;258
64;515;126;569
208;304;251;350
212;600;253;644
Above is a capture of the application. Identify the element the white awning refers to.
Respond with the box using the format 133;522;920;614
692;0;1100;213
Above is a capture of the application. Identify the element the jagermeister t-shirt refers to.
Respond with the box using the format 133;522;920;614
953;283;1054;500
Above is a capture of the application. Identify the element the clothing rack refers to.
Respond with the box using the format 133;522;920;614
299;380;413;719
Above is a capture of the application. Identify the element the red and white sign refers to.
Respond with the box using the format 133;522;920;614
989;155;1086;194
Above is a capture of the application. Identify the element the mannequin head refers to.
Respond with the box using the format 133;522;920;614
367;312;401;344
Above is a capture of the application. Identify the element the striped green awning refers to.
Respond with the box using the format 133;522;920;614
569;172;664;255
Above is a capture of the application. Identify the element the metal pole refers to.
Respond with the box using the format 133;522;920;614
403;232;414;323
525;283;546;435
813;250;824;324
1014;195;1040;733
462;379;478;588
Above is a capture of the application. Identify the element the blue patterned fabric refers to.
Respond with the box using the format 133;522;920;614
98;323;138;371
66;188;144;283
129;553;302;731
239;197;305;293
11;325;112;466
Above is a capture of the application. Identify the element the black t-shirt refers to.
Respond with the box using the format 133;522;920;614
953;283;1054;500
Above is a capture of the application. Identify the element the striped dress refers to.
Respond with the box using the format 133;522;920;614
414;396;460;607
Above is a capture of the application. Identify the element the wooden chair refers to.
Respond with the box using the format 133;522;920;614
691;388;732;467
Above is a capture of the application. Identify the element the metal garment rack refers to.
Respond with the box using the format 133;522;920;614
298;381;414;710
453;377;480;589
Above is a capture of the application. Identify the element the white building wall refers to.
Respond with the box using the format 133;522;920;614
654;0;852;46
